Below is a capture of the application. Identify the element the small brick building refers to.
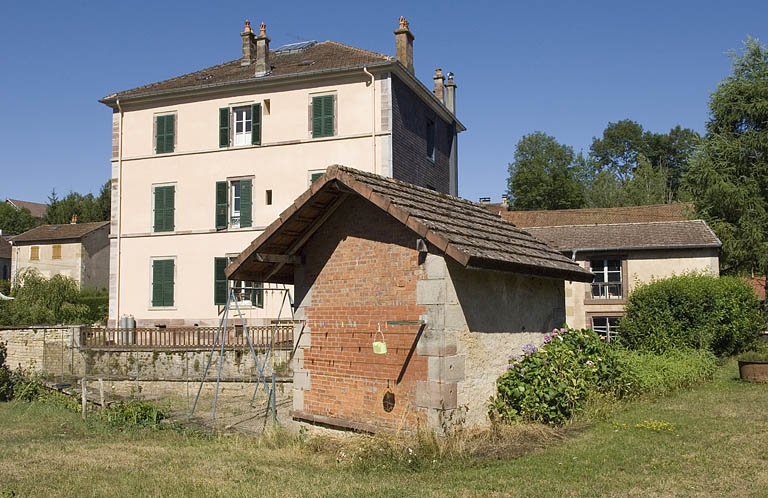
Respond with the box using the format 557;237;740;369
228;166;592;431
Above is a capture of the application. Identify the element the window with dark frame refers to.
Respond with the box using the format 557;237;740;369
591;316;621;342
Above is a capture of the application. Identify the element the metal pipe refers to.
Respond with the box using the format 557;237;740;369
363;67;376;173
115;98;124;325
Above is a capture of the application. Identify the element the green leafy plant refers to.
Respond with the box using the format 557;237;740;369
0;342;12;401
618;273;763;356
101;399;167;428
489;328;629;425
0;269;90;326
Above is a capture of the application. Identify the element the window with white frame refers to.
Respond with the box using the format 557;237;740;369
233;106;252;146
215;178;252;230
591;316;620;342
219;104;261;147
590;258;623;299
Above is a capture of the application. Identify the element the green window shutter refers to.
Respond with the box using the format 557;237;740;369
312;95;334;138
239;179;252;228
153;185;175;232
152;259;174;307
310;171;324;184
219;108;230;148
251;103;261;145
156;115;175;154
214;257;228;305
215;181;228;230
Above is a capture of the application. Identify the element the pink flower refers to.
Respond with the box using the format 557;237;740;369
543;334;552;343
586;360;594;366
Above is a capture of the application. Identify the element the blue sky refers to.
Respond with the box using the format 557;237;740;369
1;0;766;205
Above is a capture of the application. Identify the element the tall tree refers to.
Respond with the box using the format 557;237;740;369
44;183;111;225
0;202;41;235
685;37;768;281
507;132;585;210
589;120;645;183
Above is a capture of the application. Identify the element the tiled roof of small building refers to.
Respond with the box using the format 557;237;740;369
6;199;47;219
524;220;721;252
490;203;694;228
12;222;109;244
228;166;593;284
102;41;393;101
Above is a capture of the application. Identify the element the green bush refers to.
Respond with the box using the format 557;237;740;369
490;328;630;425
618;274;763;356
101;399;167;428
0;269;90;326
616;349;717;396
0;342;12;401
77;288;109;324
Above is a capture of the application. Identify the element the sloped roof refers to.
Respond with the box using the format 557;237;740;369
491;203;694;228
524;220;721;253
227;166;593;284
6;199;46;219
12;222;109;244
102;41;393;101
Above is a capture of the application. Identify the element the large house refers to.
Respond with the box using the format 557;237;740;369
10;221;110;290
100;17;464;327
497;204;721;338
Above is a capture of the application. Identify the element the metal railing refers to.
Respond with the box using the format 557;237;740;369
80;325;294;351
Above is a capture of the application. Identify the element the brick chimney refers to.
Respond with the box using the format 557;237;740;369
241;20;256;66
254;22;271;77
71;214;78;224
433;68;445;104
445;72;457;114
394;16;415;75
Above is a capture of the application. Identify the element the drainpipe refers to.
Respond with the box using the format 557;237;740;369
115;98;124;325
363;67;376;173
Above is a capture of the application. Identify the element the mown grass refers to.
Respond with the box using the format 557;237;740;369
2;361;768;497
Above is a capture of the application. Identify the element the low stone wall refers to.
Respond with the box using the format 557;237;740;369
0;327;284;382
0;327;81;375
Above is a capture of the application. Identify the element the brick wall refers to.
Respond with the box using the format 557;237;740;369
391;75;453;193
293;196;429;430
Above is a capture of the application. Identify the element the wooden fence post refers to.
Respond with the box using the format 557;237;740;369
81;379;87;420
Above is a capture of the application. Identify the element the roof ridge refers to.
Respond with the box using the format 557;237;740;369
526;219;707;229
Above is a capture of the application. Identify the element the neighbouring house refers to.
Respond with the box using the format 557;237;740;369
5;199;47;219
100;17;464;328
227;166;593;432
0;236;11;281
10;220;110;290
496;205;721;339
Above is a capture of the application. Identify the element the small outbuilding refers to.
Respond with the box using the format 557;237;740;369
228;166;592;431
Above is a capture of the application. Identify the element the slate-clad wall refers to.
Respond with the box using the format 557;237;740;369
390;75;453;193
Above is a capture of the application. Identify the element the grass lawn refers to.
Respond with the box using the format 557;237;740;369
2;361;768;497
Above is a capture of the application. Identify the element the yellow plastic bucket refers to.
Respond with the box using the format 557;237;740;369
372;330;387;354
